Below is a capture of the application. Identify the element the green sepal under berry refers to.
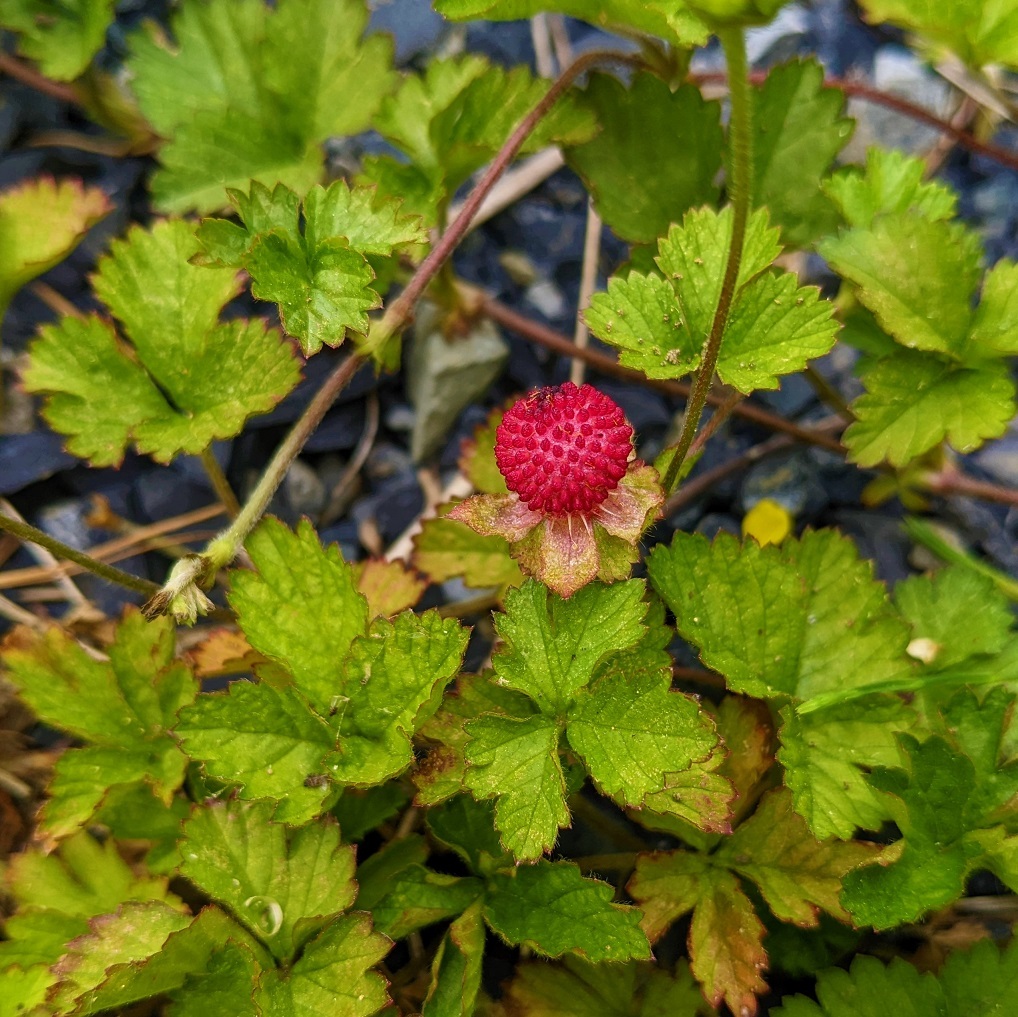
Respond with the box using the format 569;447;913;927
1;609;197;839
23;219;300;465
127;0;397;213
194;179;426;355
585;206;838;390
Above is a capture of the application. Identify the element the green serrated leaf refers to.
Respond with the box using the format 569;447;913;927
845;349;1015;467
174;681;335;825
566;666;717;808
856;0;1018;70
485;860;650;962
716;789;877;925
820;212;983;358
824;148;957;229
463;712;567;861
23;219;300;465
648;530;911;704
167;943;261;1017
253;913;390;1017
229;517;369;716
331;783;410;842
749;59;853;246
971;258;1018;356
422;901;485;1017
459;407;508;495
333;609;468;785
566;72;722;244
0;0;115;80
0;177;110;318
492;579;647;714
426;795;513;876
778;697;914;841
128;0;396;213
895;564;1012;670
178;799;355;961
2;610;195;837
413;515;523;590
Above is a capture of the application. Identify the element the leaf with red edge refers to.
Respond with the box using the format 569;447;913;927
0;177;110;318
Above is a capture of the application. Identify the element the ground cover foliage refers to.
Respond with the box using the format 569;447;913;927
1;0;1018;1014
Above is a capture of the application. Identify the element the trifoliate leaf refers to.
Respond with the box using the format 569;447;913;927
971;258;1018;356
495;956;705;1017
194;180;425;355
229;518;369;717
566;73;722;244
361;54;595;223
178;799;355;961
355;837;483;940
51;904;247;1016
2;610;196;837
413;516;523;590
0;0;114;80
845;350;1014;467
715;789;877;925
566;666;717;808
824;148;957;229
433;0;709;45
630;855;766;1014
648;529;911;705
23;219;299;465
422;901;485;1017
820;213;983;358
0;177;110;317
841;698;1018;928
174;681;336;825
333;609;468;785
778;697;914;840
894;565;1012;670
485;861;650;962
253;913;391;1017
492;579;648;715
856;0;1018;70
771;953;943;1017
127;0;396;213
749;60;853;246
463;712;568;861
586;206;836;390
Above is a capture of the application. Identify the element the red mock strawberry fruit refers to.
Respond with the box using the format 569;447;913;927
451;383;664;598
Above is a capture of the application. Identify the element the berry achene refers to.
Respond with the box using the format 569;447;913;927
494;382;633;516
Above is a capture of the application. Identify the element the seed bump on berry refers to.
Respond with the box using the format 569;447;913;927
494;382;633;516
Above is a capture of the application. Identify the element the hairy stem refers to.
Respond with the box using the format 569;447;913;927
0;511;160;597
363;48;642;358
662;27;753;494
200;449;240;518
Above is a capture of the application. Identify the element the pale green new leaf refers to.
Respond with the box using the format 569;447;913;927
174;681;336;825
229;518;369;716
485;860;650;962
749;60;853;246
566;73;722;244
178;799;355;961
845;350;1014;467
0;0;114;80
23;219;300;465
128;0;396;213
824;148;957;229
253;914;391;1016
778;697;914;841
856;0;1018;70
2;610;196;837
333;609;469;785
820;213;983;357
463;713;568;861
716;789;877;925
972;258;1018;356
0;177;110;317
566;666;717;808
492;579;647;714
413;516;523;589
647;530;911;704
